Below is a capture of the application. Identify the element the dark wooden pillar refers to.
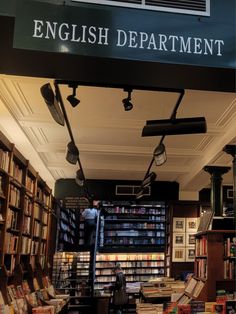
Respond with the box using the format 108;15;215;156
204;166;231;216
223;145;236;224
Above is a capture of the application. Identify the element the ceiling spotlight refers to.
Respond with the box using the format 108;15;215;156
141;171;157;189
153;143;167;166
67;84;80;107
66;141;79;164
142;117;207;137
122;89;133;111
75;169;84;186
40;83;65;126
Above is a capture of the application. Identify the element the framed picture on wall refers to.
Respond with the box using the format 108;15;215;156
173;217;185;232
185;247;196;262
186;217;198;232
172;248;185;262
173;233;185;247
186;233;196;246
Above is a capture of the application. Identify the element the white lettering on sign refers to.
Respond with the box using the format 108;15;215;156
32;20;225;57
33;20;109;45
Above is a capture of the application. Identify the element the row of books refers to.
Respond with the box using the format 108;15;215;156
96;268;165;275
10;161;23;183
224;237;236;257
195;236;207;256
36;188;50;206
21;236;32;254
164;300;236;314
104;237;165;245
9;184;21;208
96;272;165;283
34;221;41;237
195;258;207;279
104;222;165;229
223;259;236;279
96;253;165;261
104;230;165;237
24;195;33;215
22;216;31;235
6;209;19;230
0;149;10;172
105;215;165;221
96;261;165;268
105;207;165;215
4;233;18;253
25;175;35;193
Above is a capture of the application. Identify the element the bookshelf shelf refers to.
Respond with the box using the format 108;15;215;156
0;130;57;278
194;230;236;301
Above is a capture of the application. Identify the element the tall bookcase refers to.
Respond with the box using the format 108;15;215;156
0;130;56;276
195;230;236;301
95;201;167;292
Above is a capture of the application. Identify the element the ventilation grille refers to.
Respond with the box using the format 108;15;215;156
116;185;151;196
72;0;210;16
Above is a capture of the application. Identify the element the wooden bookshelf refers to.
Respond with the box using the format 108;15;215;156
194;230;236;301
0;130;56;277
99;201;166;250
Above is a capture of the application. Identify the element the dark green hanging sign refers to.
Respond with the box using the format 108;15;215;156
13;0;236;69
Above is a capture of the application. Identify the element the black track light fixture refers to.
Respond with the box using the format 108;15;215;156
67;84;80;107
40;83;65;126
122;89;133;111
66;141;79;164
142;117;207;137
153;143;167;166
141;171;157;188
75;169;85;186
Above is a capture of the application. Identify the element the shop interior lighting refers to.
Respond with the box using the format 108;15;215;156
153;143;167;166
66;141;79;165
141;171;157;189
67;83;80;107
142;117;207;137
122;89;133;111
40;83;65;126
75;169;85;186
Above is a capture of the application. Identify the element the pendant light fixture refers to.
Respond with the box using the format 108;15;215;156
40;83;65;126
66;141;79;165
153;143;167;166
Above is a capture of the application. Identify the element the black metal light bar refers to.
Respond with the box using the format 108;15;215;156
142;117;207;137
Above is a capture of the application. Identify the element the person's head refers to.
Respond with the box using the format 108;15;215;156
113;263;122;274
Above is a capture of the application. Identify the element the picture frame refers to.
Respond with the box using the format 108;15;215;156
186;233;196;246
185;247;196;262
172;248;185;262
186;217;198;232
173;217;185;232
173;233;185;247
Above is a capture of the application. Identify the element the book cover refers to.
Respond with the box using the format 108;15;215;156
178;304;191;314
225;300;236;314
190;300;205;313
213;303;225;314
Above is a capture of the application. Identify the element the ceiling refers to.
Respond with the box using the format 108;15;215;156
0;74;235;199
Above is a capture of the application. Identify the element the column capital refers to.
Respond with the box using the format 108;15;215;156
223;145;236;158
204;165;231;177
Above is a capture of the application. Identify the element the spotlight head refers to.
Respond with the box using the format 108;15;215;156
153;143;167;166
66;141;79;164
67;94;80;107
122;88;133;111
122;98;133;111
142;117;207;137
67;84;80;107
141;171;156;189
40;83;65;126
75;169;84;186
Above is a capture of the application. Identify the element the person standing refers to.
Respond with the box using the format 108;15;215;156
112;264;127;314
82;201;98;245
